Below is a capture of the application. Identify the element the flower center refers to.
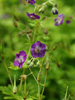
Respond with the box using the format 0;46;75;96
35;46;41;53
30;15;35;19
56;16;63;24
18;56;23;63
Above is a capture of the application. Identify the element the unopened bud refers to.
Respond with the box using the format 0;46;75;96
46;65;50;70
36;61;40;66
23;97;26;100
13;86;17;94
28;33;32;38
29;62;34;68
1;54;4;60
27;60;31;65
25;30;32;34
52;7;58;15
43;28;48;35
69;16;73;19
13;75;17;94
46;62;50;70
53;45;58;50
22;91;28;100
54;3;57;7
56;62;61;68
13;22;18;28
18;32;23;36
37;72;42;82
14;15;19;21
20;75;27;80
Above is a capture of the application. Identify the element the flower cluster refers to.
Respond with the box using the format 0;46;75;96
54;14;65;26
14;41;46;68
26;0;40;20
26;12;40;20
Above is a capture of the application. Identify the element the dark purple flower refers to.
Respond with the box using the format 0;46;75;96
14;51;27;68
66;20;71;24
31;41;46;58
52;7;58;15
54;14;65;26
26;12;40;20
26;0;36;5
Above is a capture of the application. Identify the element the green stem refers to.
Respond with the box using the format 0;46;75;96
29;67;38;84
14;75;16;86
41;70;48;98
38;82;40;100
19;68;26;91
24;79;26;93
3;61;13;86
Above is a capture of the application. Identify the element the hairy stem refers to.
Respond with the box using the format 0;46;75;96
41;70;48;98
3;61;13;86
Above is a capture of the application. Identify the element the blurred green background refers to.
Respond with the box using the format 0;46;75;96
0;0;75;100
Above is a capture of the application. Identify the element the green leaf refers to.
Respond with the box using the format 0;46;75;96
0;85;23;100
9;62;19;70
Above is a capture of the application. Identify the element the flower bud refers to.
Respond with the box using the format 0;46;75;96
22;91;28;100
43;28;48;35
36;61;40;66
54;3;57;7
37;72;42;82
13;86;17;94
28;33;32;38
18;32;23;36
1;54;4;60
56;62;61;68
14;15;19;21
29;62;34;68
13;75;17;94
13;21;18;28
27;60;31;65
52;7;58;15
46;65;50;70
20;75;27;80
46;62;50;70
66;20;71;24
25;30;32;34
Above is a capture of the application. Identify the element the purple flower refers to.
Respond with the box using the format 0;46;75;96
26;12;40;20
54;14;65;26
31;41;46;58
26;0;36;5
52;7;58;15
14;51;27;68
66;20;71;24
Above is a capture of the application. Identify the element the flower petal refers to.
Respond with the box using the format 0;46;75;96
31;51;38;58
14;60;19;66
19;51;26;56
55;22;59;26
38;50;45;58
19;63;23;68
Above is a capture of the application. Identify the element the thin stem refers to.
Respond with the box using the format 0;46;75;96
27;72;32;77
3;61;13;86
19;68;26;91
38;82;40;100
24;79;26;93
29;67;38;84
19;45;31;91
32;27;36;42
41;70;48;98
